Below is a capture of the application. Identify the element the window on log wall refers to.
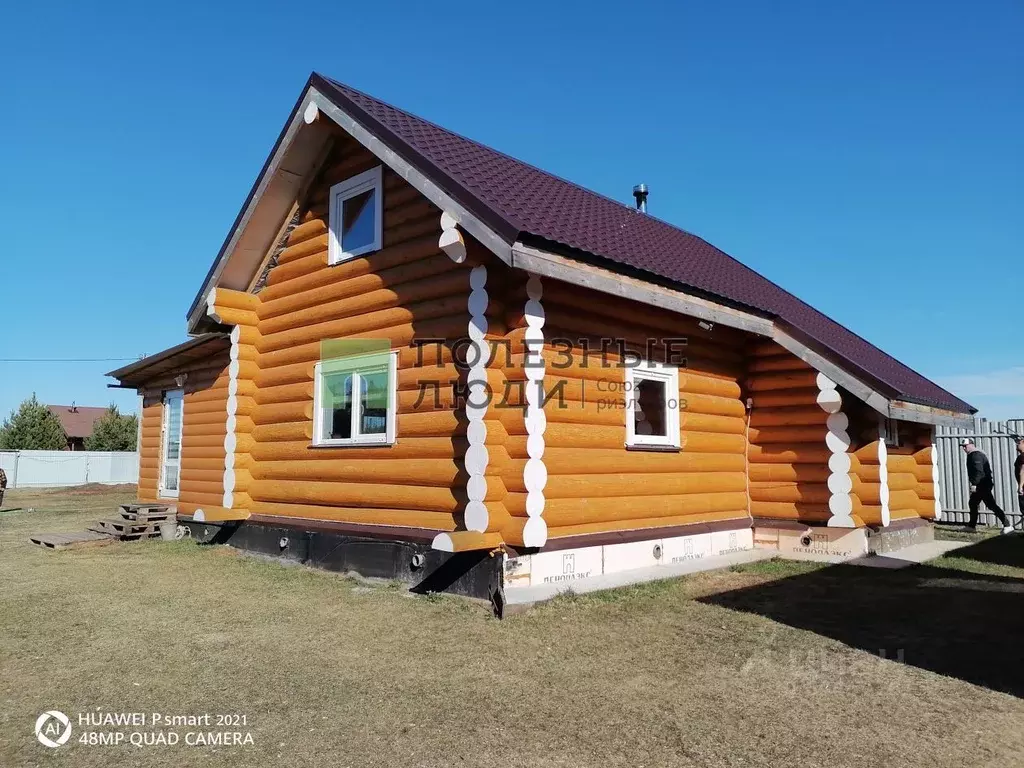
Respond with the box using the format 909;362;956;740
313;350;398;446
328;165;383;264
625;361;681;450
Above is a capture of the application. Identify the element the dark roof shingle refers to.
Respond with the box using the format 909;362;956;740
313;74;971;414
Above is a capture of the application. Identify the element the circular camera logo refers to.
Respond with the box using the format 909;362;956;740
35;711;72;748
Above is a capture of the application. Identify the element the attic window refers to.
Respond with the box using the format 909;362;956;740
328;166;383;264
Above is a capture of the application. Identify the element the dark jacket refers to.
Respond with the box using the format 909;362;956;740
966;450;994;486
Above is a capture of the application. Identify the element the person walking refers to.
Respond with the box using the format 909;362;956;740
0;467;6;509
1014;435;1024;530
960;438;1013;533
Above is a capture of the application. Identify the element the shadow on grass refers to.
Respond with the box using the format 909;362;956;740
944;534;1024;571
699;537;1024;698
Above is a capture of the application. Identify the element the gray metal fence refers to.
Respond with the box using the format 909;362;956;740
936;418;1024;527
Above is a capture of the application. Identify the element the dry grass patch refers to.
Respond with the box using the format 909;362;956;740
1;487;1022;768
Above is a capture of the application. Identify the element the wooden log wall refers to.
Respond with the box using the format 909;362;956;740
137;341;231;517
746;341;835;524
502;281;752;542
238;132;473;531
887;421;937;521
845;398;887;526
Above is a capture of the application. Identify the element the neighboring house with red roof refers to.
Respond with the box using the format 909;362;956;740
46;404;108;451
107;73;973;610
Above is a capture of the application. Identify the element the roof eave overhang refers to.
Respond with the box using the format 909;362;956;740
186;77;516;334
510;242;974;427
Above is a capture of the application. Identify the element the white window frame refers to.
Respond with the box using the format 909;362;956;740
158;389;184;498
328;165;383;264
313;350;399;447
625;361;681;449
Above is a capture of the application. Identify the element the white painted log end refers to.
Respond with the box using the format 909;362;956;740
303;102;319;124
431;533;455;552
439;211;459;231
522;516;548;548
193;509;206;522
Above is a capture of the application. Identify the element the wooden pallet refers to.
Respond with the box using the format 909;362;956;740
119;504;174;523
91;518;169;536
29;531;112;550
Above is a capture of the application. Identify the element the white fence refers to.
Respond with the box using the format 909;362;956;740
0;451;139;488
936;419;1023;527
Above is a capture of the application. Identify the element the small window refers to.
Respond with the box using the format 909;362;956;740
328;166;383;263
313;350;398;446
625;361;681;449
883;417;901;448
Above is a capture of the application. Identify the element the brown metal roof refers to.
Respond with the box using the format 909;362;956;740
106;334;230;389
302;74;971;414
46;405;108;439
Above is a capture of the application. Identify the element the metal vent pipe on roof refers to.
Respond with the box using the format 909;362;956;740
632;183;649;213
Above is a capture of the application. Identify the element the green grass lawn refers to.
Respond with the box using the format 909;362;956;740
2;486;1023;768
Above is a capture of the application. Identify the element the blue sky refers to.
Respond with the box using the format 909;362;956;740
0;0;1020;421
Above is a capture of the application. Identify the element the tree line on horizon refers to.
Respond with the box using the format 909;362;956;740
0;395;138;451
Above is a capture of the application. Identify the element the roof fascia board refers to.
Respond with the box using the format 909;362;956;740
512;242;967;426
306;87;513;266
888;401;974;428
510;242;775;337
106;334;229;382
187;85;515;333
187;86;322;330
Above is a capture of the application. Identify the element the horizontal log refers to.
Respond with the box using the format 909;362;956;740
750;483;832;505
253;422;314;443
265;251;325;287
747;355;811;374
748;464;830;483
748;426;826;445
180;468;224;485
210;287;259;312
749;407;827;428
254;381;315;406
257;269;468;336
748;445;830;465
276;232;328;266
253;401;314;426
520;446;746;474
256;295;468;353
432;531;504;552
749;389;819;409
181;457;227;472
506;472;746;499
251;479;461;513
286;218;327;248
887;472;919;492
179;479;224;495
747;370;819;393
259;252;457;321
180;433;226;449
248;501;455;530
251;458;462;486
262;232;440;297
888;489;920;511
250;437;467;463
